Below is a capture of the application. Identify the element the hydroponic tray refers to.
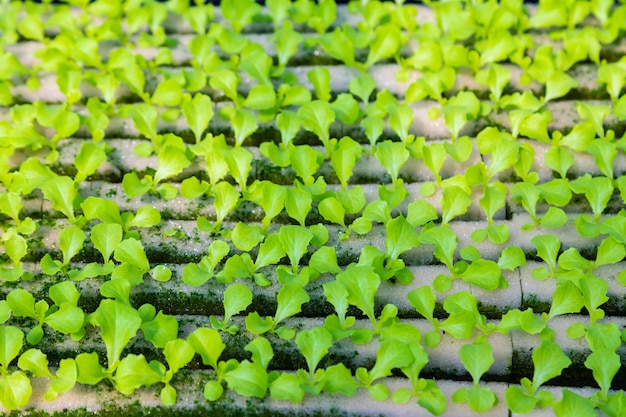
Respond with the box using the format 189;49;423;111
1;0;626;416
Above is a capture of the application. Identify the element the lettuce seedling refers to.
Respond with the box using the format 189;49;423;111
365;24;403;69
187;327;228;401
0;325;31;410
40;225;86;279
452;342;498;412
222;338;272;399
272;22;303;72
108;48;148;101
7;282;85;345
73;141;107;183
569;174;614;222
182;240;230;286
307;67;332;102
221;0;262;33
505;340;572;414
510;182;567;230
78;299;142;388
245;180;286;229
136;304;178;350
330;136;362;189
531;234;560;280
210;283;253;334
182;93;214;143
0;191;36;235
0;230;29;281
322;25;358;67
239;43;273;88
295;326;333;393
296;100;337;152
406;68;456;104
246;280;310;340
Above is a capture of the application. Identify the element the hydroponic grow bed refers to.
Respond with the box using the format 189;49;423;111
1;0;626;416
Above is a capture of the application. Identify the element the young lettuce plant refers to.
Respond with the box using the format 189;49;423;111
6;281;85;345
245;278;310;340
419;225;505;291
0;325;33;410
505;340;572;414
385;322;446;416
210;283;253;334
81;197;161;240
452;342;498;412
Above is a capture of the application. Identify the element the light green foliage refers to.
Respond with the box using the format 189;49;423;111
1;1;623;414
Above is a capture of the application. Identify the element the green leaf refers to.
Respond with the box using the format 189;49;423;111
245;337;274;370
441;186;471;224
296;327;333;376
75;352;107;385
6;289;37;319
0;371;32;410
285;187;312;226
128;103;158;141
366;25;402;68
548;281;584;319
269;373;305;403
554;389;597;417
122;172;152;198
322;363;359;396
154;145;191;184
212;181;240;224
460;259;502;290
114;238;150;272
274;283;310;326
385;216;420;261
44;358;77;401
127;206;161;229
307;67;332;101
90;223;123;263
532;340;572;392
419;225;457;270
498;246;527;271
244;85;276;110
255;234;286;270
182;93;213;143
164;338;195;374
336;265;380;324
141;311;178;349
369;339;413;382
277;225;313;271
115;354;163;395
188;328;225;370
223;284;253;323
224;360;268;398
89;300;142;368
245;180;286;228
318;197;345;228
81;197;122;224
231;223;264;252
45;304;85;335
42;176;79;221
17;348;53;378
297;100;335;153
375;141;409;184
152;79;183;107
58;226;86;266
349;73;376;105
459;343;494;384
506;384;539;414
585;349;620;395
74;142;107;183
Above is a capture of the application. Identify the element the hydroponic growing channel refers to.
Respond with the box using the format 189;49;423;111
1;0;626;416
